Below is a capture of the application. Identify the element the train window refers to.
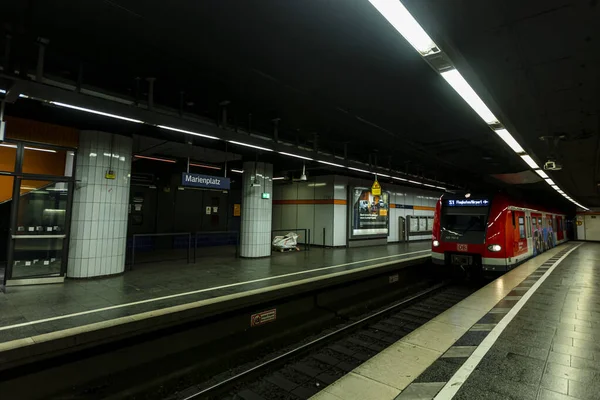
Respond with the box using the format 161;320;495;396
512;212;515;227
526;216;531;238
518;217;526;239
538;217;542;226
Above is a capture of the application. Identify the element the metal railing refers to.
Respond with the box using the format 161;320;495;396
194;230;240;262
129;232;192;269
271;228;310;253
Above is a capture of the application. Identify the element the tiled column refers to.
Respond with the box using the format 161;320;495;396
240;161;273;258
68;131;132;278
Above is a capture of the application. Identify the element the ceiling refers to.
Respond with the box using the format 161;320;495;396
2;0;596;209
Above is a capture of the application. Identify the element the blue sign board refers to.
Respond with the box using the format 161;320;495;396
446;199;489;207
181;173;230;190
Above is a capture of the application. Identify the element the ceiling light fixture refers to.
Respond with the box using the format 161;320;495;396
228;140;273;152
520;155;540;169
368;0;439;56
189;163;221;170
134;154;176;163
157;125;218;140
348;167;371;174
0;89;6;94
50;101;144;124
392;176;408;181
440;69;499;125
231;169;244;174
319;160;345;168
1;143;56;153
279;151;313;161
534;169;548;179
407;180;423;185
272;177;286;181
545;178;555;186
494;129;524;153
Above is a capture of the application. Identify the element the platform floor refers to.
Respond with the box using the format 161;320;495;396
0;241;429;345
313;242;597;400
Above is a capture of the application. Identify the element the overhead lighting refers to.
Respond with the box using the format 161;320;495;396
134;154;176;163
545;178;555;185
0;89;5;94
407;180;423;185
377;173;390;177
190;163;221;170
319;160;344;168
495;129;524;153
520;155;540;169
440;69;498;125
435;186;446;190
50;101;144;124
0;144;17;149
308;183;327;187
279;151;312;160
272;177;286;181
348;167;371;174
228;140;273;152
1;143;57;153
157;125;218;140
231;169;244;174
535;169;548;179
392;176;407;181
423;183;436;188
551;184;559;190
368;0;439;56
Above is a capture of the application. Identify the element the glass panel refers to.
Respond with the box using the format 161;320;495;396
11;180;70;278
15;180;69;234
12;238;63;278
419;217;427;231
410;217;418;232
0;143;17;172
22;146;74;177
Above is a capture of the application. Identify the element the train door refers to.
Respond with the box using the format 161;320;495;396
525;211;533;258
531;213;542;256
514;211;527;259
556;216;564;242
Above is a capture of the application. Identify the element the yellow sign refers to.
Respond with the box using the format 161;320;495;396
371;179;381;196
233;203;241;217
576;221;583;226
105;170;116;180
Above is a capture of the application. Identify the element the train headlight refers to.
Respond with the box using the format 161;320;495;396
433;240;440;247
487;244;502;252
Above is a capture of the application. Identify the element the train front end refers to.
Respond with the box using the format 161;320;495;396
432;195;505;273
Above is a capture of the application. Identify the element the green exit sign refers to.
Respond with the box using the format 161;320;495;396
261;192;270;199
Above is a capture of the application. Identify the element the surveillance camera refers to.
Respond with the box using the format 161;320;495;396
543;160;562;171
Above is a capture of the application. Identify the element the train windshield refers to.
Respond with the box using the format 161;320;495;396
441;201;490;241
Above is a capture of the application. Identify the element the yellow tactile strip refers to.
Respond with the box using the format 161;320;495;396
311;244;572;400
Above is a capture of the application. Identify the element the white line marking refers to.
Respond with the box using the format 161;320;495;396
0;249;430;332
434;244;582;400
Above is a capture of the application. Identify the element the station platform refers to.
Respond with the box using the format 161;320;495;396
0;241;429;370
312;241;597;400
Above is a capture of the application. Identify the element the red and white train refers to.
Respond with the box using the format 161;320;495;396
431;194;568;272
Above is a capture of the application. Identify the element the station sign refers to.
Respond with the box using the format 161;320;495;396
446;199;489;207
181;172;230;190
371;179;381;196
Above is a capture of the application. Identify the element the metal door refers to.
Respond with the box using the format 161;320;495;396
398;216;406;242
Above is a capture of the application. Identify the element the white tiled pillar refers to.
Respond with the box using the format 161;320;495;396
240;162;273;258
68;131;132;278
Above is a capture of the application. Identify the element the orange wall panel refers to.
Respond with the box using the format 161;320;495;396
5;116;79;148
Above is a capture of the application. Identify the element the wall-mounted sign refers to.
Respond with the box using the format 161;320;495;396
350;187;390;238
205;206;212;215
446;199;489;207
261;192;270;199
233;204;241;217
371;179;381;196
105;170;116;180
181;172;230;190
250;309;277;327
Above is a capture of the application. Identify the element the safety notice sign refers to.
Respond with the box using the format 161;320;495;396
250;309;277;327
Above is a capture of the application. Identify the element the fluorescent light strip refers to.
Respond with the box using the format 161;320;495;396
231;169;244;174
157;125;218;140
440;69;498;125
134;155;176;163
279;151;312;161
495;129;524;153
228;141;273;152
190;163;221;170
50;101;144;124
393;176;408;181
318;160;345;168
407;180;423;185
545;178;555;185
535;169;548;179
348;167;371;174
0;89;5;94
1;143;56;153
520;155;540;169
272;177;285;181
368;0;439;56
377;173;390;177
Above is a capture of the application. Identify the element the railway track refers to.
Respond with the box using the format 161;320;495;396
173;282;481;400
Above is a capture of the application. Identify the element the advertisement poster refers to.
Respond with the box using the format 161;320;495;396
351;187;390;237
